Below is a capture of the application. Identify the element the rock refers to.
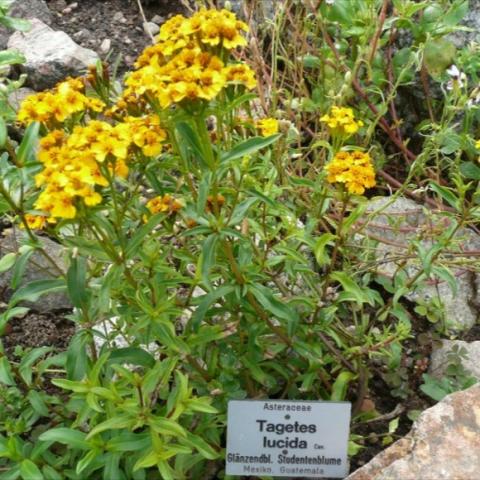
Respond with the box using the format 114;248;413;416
143;21;160;36
99;38;111;55
73;29;90;41
8;19;99;91
430;340;480;381
8;87;35;111
0;229;71;313
112;11;126;23
346;384;480;480
355;197;480;331
0;0;52;49
448;0;480;47
151;14;165;25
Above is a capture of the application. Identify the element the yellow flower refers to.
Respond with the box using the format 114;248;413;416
144;194;183;221
24;214;47;230
320;106;364;137
256;118;279;137
325;150;376;195
475;140;480;150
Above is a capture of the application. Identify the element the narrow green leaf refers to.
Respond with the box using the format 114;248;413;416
0;49;25;66
0;16;30;32
66;256;89;308
331;371;355;401
108;347;156;368
20;460;43;480
0;252;16;272
0;357;14;385
221;134;281;163
39;428;90;450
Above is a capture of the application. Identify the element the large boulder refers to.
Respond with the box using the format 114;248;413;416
355;197;480;331
0;229;71;312
347;384;480;479
0;0;52;49
8;19;98;90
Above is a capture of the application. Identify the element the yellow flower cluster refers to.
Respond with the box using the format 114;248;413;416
24;214;47;230
320;106;364;137
256;118;279;137
121;9;256;111
17;77;105;125
145;194;183;217
475;140;480;149
325;151;376;195
33;115;166;221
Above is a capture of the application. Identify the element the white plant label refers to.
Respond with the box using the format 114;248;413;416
226;399;351;478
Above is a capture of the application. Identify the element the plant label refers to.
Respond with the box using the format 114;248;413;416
226;399;351;478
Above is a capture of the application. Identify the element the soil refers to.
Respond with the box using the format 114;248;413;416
2;310;75;357
46;0;186;73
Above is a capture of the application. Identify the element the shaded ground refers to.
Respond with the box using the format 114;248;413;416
46;0;186;71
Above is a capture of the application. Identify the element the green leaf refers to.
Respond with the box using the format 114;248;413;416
249;284;299;335
66;256;89;308
108;347;156;368
10;247;34;290
189;285;234;331
19;346;52;385
39;428;90;450
460;161;480;180
0;117;6;148
199;234;218;290
10;279;66;306
330;271;372;305
423;39;456;78
176;121;207;166
105;433;150;453
0;357;14;385
27;390;48;416
76;449;100;476
0;16;30;32
86;415;135;439
125;213;164;259
0;49;25;67
66;330;89;380
16;121;39;166
227;197;258;226
0;252;16;272
314;233;336;266
182;434;219;460
148;417;187;438
331;371;355;401
429;182;459;210
20;460;43;480
221;135;281;163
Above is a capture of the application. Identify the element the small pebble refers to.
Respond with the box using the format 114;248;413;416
70;2;78;9
143;22;160;36
62;6;72;14
100;38;111;54
124;37;132;45
112;11;125;23
151;14;165;25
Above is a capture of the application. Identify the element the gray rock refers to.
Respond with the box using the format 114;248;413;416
99;38;111;55
143;21;160;37
346;384;480;480
112;11;126;24
8;87;35;111
0;229;71;313
0;0;52;49
356;197;480;331
8;19;99;90
430;340;480;381
150;15;165;25
448;0;480;47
